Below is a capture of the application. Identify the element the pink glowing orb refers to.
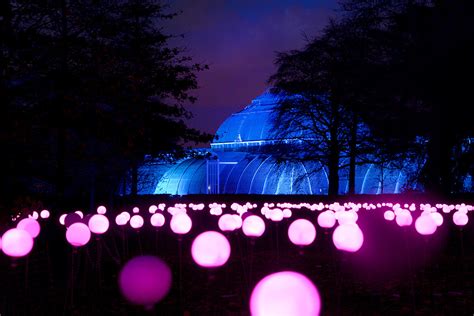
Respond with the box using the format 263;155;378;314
1;228;34;257
40;210;50;219
59;213;67;225
218;214;238;232
270;209;284;222
17;218;41;238
149;205;158;214
32;211;39;220
66;223;91;247
384;210;395;221
336;211;358;225
132;207;140;213
150;213;165;227
395;210;413;227
232;214;243;229
242;215;265;238
250;271;321;316
288;219;316;246
415;214;437;235
453;211;468;226
97;205;107;214
119;256;172;309
430;212;444;226
191;231;231;268
332;223;364;252
283;209;292;218
75;211;84;218
170;213;192;235
130;215;144;229
88;214;110;234
317;211;336;228
115;213;129;226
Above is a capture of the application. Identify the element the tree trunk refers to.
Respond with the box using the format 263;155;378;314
348;118;357;195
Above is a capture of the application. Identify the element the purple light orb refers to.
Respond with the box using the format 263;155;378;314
75;210;84;218
191;231;231;268
149;205;158;214
170;213;192;235
132;207;140;214
415;214;437;235
32;211;39;220
115;213;129;226
130;215;144;229
250;271;321;316
395;210;413;227
17;218;41;238
332;223;364;253
66;223;91;247
453;211;468;226
150;213;165;227
119;256;172;310
1;228;34;257
317;211;336;228
59;213;67;225
383;210;395;221
40;210;50;219
88;214;110;235
97;205;107;214
218;214;238;232
336;211;358;225
242;215;265;238
65;213;82;228
269;208;284;222
288;219;316;246
430;212;443;226
232;214;243;229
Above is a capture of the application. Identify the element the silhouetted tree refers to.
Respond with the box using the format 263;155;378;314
0;0;210;209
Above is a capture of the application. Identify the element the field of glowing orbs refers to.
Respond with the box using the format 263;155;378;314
1;198;473;315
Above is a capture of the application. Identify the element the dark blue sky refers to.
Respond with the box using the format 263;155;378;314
167;0;337;136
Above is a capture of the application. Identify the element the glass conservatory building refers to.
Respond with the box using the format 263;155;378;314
123;92;411;195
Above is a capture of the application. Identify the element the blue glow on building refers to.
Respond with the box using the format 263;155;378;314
123;92;414;195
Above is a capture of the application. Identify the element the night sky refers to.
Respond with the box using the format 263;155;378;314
167;0;337;137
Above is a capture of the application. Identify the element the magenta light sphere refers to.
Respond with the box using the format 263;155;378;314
88;214;110;234
250;271;321;316
119;256;172;309
1;228;34;257
232;214;243;229
384;210;395;221
130;215;144;229
40;210;50;219
97;205;107;214
242;215;265;238
288;219;316;246
149;205;158;213
66;223;91;247
317;211;336;228
395;210;413;227
75;210;84;218
453;211;468;226
115;213;129;226
415;214;437;235
170;213;192;235
191;231;231;268
59;213;67;225
150;213;165;227
17;218;41;238
218;214;238;232
269;209;284;222
430;212;444;226
332;223;364;253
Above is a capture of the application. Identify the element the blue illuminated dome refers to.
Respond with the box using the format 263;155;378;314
121;92;413;195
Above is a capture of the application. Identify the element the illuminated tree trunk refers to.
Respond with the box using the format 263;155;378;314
348;118;357;195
